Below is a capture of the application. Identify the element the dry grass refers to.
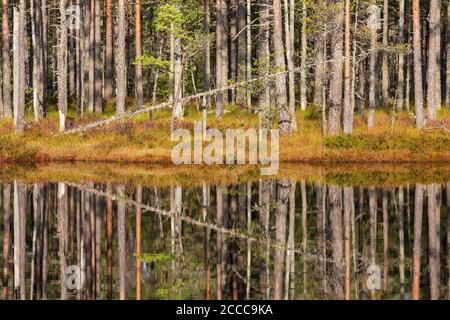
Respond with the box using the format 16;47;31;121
0;104;449;164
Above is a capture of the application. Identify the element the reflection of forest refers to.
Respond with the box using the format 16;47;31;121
1;179;449;300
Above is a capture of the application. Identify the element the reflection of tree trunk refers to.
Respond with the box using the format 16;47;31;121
382;190;389;293
13;181;26;300
427;184;439;300
216;186;224;300
343;187;353;300
398;187;406;299
300;182;306;296
259;180;271;299
57;183;68;300
447;183;450;300
316;184;327;297
106;184;113;300
412;184;424;300
330;185;343;300
246;181;252;299
83;189;93;299
203;183;211;299
117;185;126;300
274;180;289;300
285;181;296;299
135;186;142;300
230;190;239;300
2;184;11;299
369;187;377;300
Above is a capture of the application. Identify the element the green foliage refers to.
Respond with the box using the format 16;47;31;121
135;55;170;70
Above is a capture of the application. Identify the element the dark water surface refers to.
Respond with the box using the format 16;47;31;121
0;168;450;300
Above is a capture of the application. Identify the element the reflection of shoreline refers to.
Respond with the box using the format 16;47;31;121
1;162;449;187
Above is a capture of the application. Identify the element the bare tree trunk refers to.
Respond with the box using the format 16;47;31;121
13;3;25;133
412;0;425;128
172;27;183;119
446;3;450;107
381;0;389;106
246;0;252;108
258;0;271;128
329;0;344;135
94;0;102;113
135;0;144;109
215;0;228;117
57;0;68;131
116;0;127;115
367;1;378;128
427;0;441;120
300;1;307;112
2;0;12;117
343;0;353;134
31;0;45;120
274;0;291;135
203;0;211;109
396;0;405;111
284;0;296;130
104;0;113;100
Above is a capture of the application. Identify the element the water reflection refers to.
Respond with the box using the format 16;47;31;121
0;180;449;300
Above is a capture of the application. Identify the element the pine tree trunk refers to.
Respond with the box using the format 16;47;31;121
135;0;144;109
412;0;425;128
13;3;25;133
284;0;296;130
236;0;246;105
396;0;405;111
230;0;237;104
94;0;102;113
329;0;344;135
57;0;68;131
367;1;378;128
203;0;211;108
215;0;225;117
258;0;271;129
104;0;114;100
343;0;353;134
300;1;307;112
2;0;11;117
246;0;252;108
381;0;389;107
427;0;441;120
116;0;127;115
273;0;291;135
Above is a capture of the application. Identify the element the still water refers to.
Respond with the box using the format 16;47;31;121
0;167;449;300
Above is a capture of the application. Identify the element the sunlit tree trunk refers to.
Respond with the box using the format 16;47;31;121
2;0;12;117
135;0;143;109
104;0;114;100
343;0;353;134
203;0;211;109
367;1;378;128
329;0;344;135
13;4;25;133
116;0;127;115
57;0;68;131
397;0;405;111
427;0;441;120
273;0;291;135
412;0;425;128
258;0;271;128
381;0;389;107
283;0;296;130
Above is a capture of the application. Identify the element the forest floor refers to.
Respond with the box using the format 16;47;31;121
0;102;449;165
